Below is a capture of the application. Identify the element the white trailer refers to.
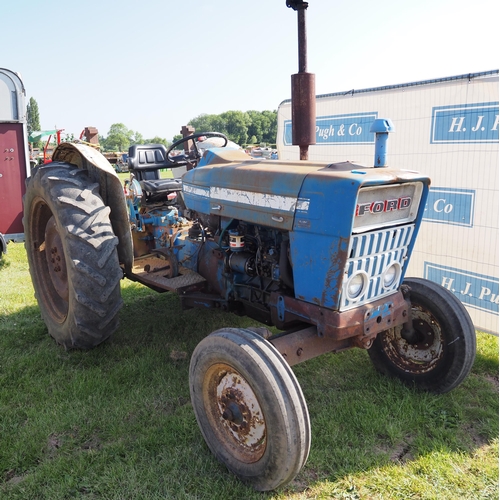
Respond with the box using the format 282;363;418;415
277;70;499;334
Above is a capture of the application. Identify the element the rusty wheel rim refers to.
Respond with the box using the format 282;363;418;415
44;216;69;303
203;363;266;463
29;199;69;324
380;305;444;375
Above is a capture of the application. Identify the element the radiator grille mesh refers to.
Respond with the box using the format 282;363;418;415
340;224;415;311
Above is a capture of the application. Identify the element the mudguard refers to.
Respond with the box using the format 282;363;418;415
52;142;133;272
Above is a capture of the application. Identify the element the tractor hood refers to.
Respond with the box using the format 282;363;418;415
182;148;430;231
183;149;314;229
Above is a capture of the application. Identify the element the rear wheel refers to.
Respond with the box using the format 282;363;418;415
189;328;310;491
368;278;476;393
23;162;123;349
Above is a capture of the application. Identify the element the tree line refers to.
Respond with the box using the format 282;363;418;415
99;110;278;152
26;98;278;153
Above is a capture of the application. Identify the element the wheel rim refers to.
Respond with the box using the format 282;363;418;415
44;217;69;302
379;304;444;374
29;198;69;323
203;362;266;463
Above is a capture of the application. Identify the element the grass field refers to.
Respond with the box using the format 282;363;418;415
1;242;498;499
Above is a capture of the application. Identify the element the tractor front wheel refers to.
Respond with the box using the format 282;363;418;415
189;328;310;491
368;277;476;393
23;162;123;349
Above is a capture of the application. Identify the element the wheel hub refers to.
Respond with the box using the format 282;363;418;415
222;401;244;425
206;364;266;463
44;217;69;301
382;305;444;373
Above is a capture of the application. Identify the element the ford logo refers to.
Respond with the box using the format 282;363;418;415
356;196;411;216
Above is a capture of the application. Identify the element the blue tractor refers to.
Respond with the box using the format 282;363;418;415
23;128;476;491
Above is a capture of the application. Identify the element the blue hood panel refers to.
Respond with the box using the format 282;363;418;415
183;149;429;233
183;149;318;230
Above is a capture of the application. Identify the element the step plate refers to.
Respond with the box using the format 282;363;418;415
131;256;206;292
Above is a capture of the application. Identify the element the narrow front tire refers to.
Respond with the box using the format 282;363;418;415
189;328;311;491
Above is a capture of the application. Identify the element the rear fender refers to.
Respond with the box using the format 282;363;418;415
52;142;133;272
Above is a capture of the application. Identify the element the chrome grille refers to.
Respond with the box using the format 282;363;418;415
340;224;415;311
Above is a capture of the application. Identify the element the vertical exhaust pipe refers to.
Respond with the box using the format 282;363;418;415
287;1;316;160
370;119;395;167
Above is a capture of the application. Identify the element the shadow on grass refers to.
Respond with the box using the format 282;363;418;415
0;255;11;270
1;281;498;499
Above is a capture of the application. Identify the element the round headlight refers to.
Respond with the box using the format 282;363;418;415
382;262;401;289
346;271;368;300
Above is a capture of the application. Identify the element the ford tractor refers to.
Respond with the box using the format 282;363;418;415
22;126;476;490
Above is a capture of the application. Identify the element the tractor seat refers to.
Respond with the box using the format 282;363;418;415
141;178;182;194
128;144;183;202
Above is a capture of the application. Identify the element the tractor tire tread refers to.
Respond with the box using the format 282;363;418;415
24;162;122;349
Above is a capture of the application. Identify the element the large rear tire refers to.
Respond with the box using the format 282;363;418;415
368;278;476;393
189;328;310;491
23;162;123;349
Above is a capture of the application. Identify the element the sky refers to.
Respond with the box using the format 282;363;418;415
1;0;497;142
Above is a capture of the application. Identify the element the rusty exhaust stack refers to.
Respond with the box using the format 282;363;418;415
287;0;316;160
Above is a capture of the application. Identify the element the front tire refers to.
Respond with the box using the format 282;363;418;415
189;328;311;491
368;278;476;393
23;162;123;349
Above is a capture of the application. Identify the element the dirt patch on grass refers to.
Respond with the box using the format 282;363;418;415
376;434;415;464
390;440;414;463
46;433;63;459
462;423;490;448
4;469;26;486
484;374;499;392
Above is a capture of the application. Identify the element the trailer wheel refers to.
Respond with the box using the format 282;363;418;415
0;232;6;257
189;328;310;491
23;163;123;349
368;278;476;394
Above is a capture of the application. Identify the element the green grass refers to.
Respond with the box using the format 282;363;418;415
1;243;498;499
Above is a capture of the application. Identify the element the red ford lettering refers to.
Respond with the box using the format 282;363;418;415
356;196;412;216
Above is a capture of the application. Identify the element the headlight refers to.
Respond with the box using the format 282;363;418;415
346;271;368;300
382;262;401;289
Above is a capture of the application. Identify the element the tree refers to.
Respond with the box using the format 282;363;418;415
247;110;266;142
145;136;170;147
189;114;219;133
261;110;278;145
220;111;251;146
102;123;134;152
62;133;75;142
27;97;41;148
188;109;277;147
248;110;278;145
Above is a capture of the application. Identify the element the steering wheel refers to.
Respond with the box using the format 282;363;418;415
165;132;228;167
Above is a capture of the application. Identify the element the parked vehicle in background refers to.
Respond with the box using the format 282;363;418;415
0;68;30;255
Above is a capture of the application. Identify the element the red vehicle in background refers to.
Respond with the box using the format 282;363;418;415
29;129;64;164
0;68;30;256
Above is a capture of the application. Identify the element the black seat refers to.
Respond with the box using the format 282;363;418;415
127;144;183;202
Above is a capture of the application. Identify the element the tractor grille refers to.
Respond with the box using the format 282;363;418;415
340;223;415;311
